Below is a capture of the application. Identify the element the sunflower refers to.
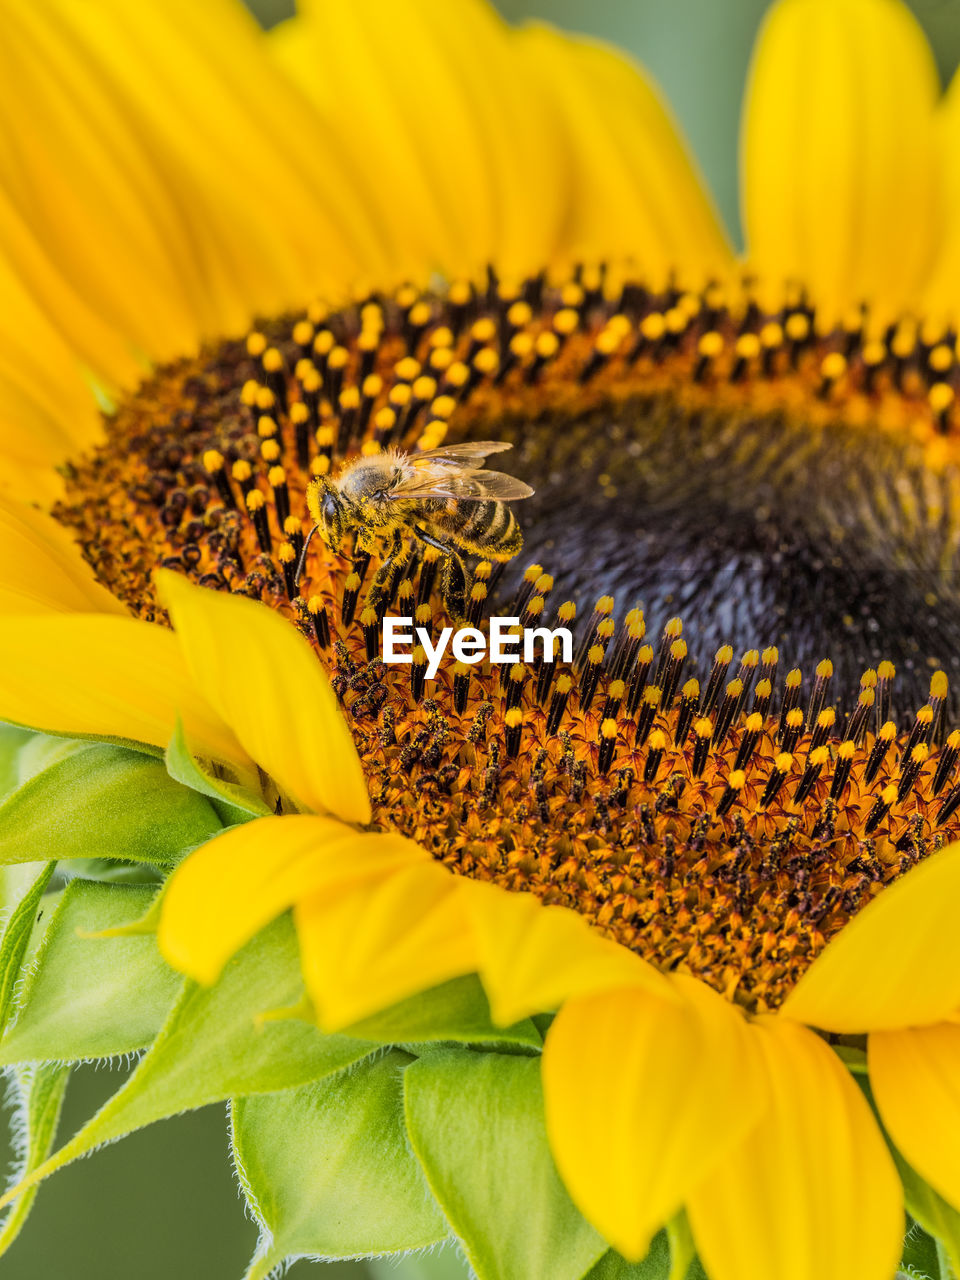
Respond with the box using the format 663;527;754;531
1;0;960;1277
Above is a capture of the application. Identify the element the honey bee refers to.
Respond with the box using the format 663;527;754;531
302;442;534;617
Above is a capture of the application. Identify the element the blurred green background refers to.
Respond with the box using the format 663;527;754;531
4;1;960;1277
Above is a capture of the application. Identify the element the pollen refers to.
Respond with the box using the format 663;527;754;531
51;268;960;1012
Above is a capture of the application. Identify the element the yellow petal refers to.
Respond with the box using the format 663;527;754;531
541;975;766;1261
688;1017;902;1280
0;249;101;471
518;24;732;290
0;186;140;390
0;1;211;373
742;0;940;326
0;496;125;617
272;0;572;284
0;612;248;771
46;0;392;321
871;1022;960;1211
925;70;960;326
782;840;960;1032
156;571;369;824
458;878;672;1026
158;814;427;985
296;858;476;1031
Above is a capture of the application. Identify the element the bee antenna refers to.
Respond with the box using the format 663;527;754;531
296;524;321;590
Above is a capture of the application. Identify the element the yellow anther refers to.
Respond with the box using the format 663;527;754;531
507;301;533;328
412;376;438;401
929;344;954;373
553;308;580;336
697;331;724;359
471;317;496;344
535;331;560;359
408;300;432;327
929;382;955;414
820;352;847;382
640;313;666;342
246;332;267;357
784;313;810;342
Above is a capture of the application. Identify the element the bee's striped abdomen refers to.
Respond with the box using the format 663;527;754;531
431;499;523;559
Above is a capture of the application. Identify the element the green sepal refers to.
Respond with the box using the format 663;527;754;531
0;744;222;867
404;1047;607;1280
858;1074;960;1278
165;718;269;824
0;864;55;1034
345;975;541;1052
0;1062;70;1259
0;715;163;761
894;1149;960;1278
0;881;182;1065
833;1042;868;1075
233;1050;449;1279
367;1250;472;1280
901;1218;948;1280
0;724;34;802
585;1234;671;1278
0;914;377;1212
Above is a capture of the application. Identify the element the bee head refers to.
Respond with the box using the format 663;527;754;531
307;477;347;547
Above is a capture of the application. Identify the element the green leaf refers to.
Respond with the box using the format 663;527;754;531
0;914;377;1212
0;864;55;1034
0;1062;70;1259
0;744;222;867
0;880;182;1065
233;1050;449;1278
345;975;541;1052
404;1047;607;1280
165;718;268;824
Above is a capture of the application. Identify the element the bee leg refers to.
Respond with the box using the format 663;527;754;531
367;529;405;613
414;527;467;620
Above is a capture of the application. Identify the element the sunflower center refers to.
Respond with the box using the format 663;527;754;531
54;272;960;1012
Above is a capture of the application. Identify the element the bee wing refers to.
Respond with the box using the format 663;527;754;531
389;463;534;502
413;441;514;467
